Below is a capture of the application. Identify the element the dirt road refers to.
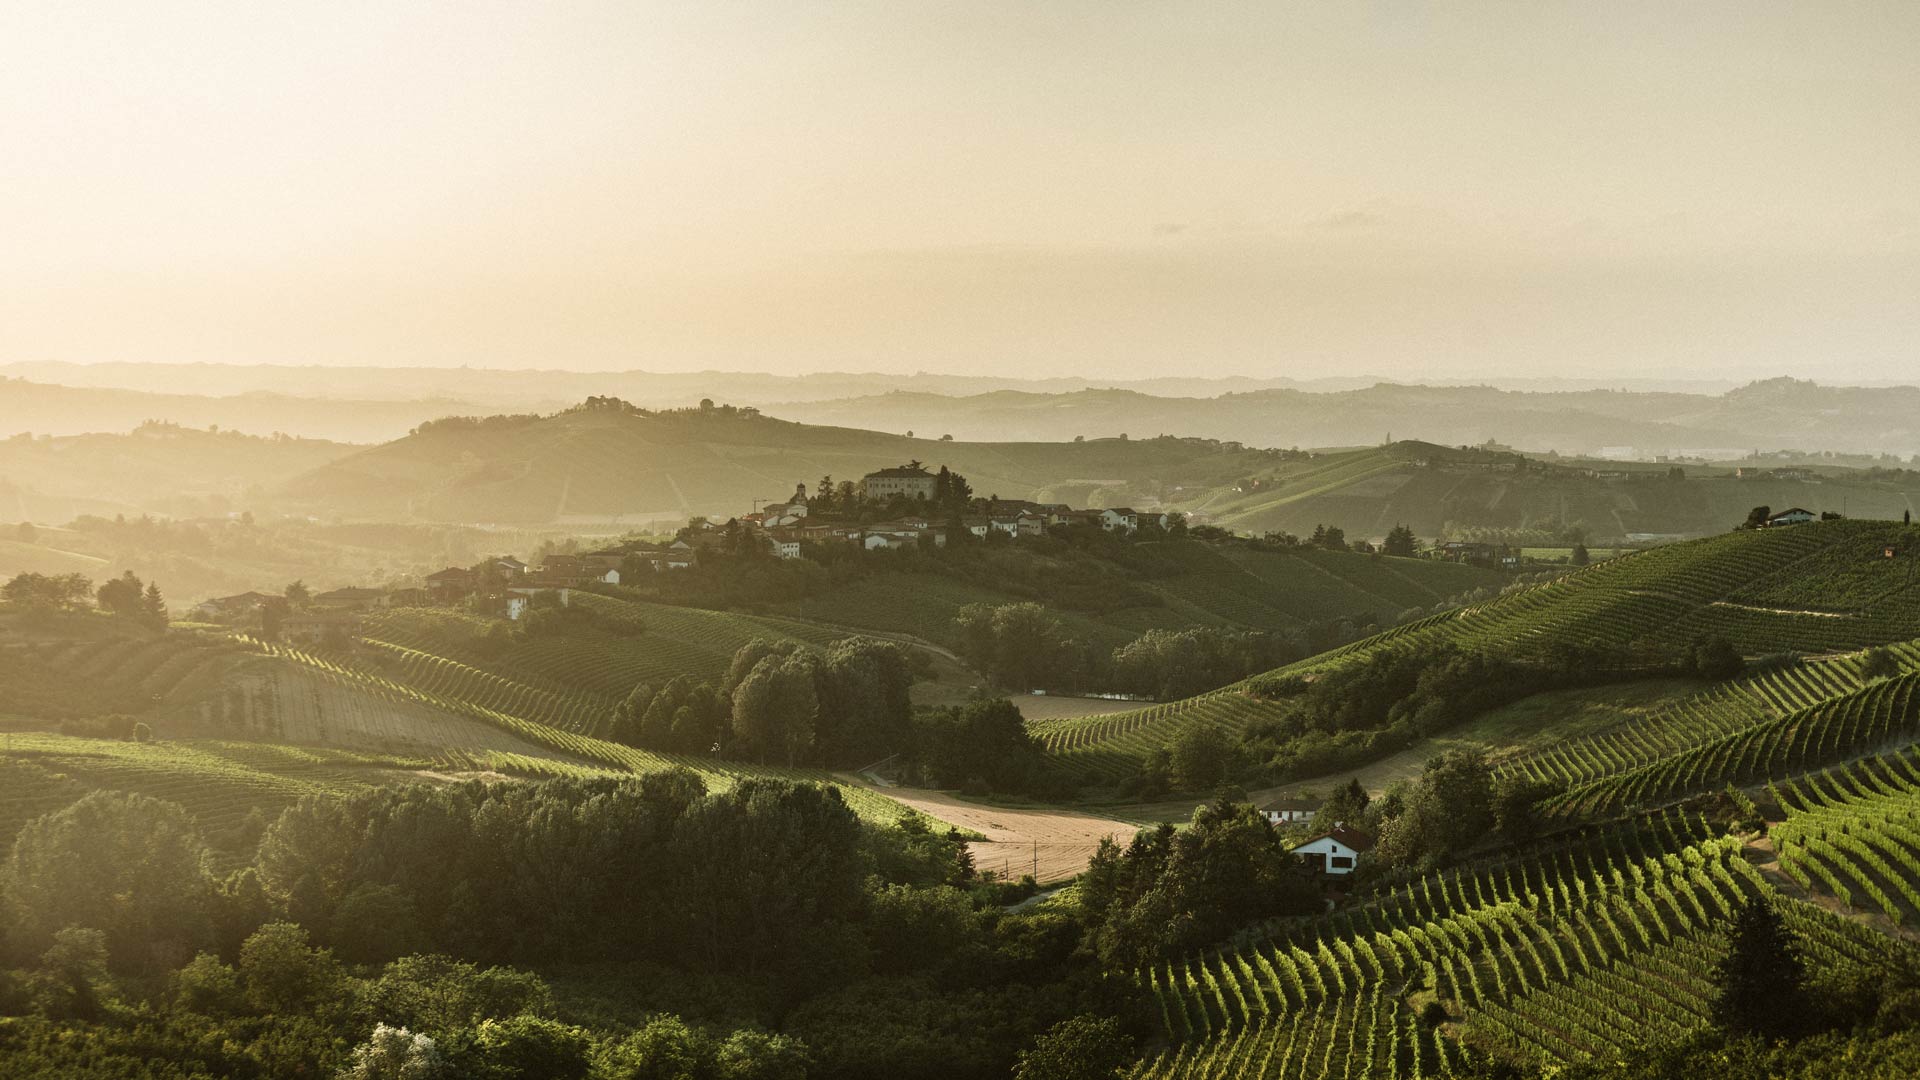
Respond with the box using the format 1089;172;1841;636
873;785;1138;884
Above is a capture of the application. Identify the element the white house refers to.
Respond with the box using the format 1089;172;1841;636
1258;796;1320;826
1766;507;1816;527
1292;824;1375;876
1097;508;1139;532
771;539;801;560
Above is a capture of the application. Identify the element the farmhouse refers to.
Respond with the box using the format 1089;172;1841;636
1292;824;1374;876
1258;796;1320;825
861;463;938;501
1766;507;1816;527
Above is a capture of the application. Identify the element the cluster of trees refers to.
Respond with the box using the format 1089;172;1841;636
911;698;1046;795
0;570;166;628
606;637;920;767
1231;637;1746;788
1109;627;1302;701
0;780;1136;1079
1078;800;1321;967
1;571;92;611
955;602;1319;700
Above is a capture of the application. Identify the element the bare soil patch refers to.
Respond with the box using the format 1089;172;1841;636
873;785;1136;884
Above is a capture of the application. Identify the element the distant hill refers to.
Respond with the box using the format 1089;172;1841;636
0;377;494;442
274;401;1284;525
778;377;1920;458
1197;441;1920;542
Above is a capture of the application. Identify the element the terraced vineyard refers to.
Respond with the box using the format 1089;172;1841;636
237;637;937;827
1544;669;1920;818
360;593;845;699
1127;809;1913;1078
1038;522;1920;784
1771;746;1920;925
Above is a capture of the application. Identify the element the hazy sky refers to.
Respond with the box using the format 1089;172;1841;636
2;3;1915;380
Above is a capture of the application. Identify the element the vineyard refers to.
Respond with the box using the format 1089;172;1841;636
0;732;409;855
1036;522;1920;784
1126;809;1916;1078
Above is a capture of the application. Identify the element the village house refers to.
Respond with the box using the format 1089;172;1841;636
193;591;275;620
861;463;938;501
1097;508;1139;532
1292;824;1374;876
425;567;475;603
1766;507;1816;527
1258;796;1320;826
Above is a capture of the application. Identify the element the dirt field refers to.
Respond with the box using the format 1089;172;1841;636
1009;694;1134;723
872;785;1137;884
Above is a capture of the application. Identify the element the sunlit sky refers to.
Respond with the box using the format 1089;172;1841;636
2;2;1916;380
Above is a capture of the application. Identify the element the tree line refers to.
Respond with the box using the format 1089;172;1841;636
0;778;1140;1079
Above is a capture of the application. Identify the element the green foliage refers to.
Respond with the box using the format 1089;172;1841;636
1710;901;1809;1038
2;790;215;972
916;698;1044;794
1014;1014;1132;1080
1080;801;1320;967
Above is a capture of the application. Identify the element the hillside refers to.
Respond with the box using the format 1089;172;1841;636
0;422;357;521
1041;519;1920;783
0;608;933;828
274;400;1286;525
1191;441;1919;543
748;539;1503;655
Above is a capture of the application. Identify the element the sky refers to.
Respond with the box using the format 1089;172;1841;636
1;2;1916;381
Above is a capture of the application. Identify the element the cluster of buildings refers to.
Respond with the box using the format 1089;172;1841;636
193;462;1182;639
735;464;1179;556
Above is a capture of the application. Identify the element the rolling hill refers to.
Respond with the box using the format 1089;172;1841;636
0;421;357;521
273;400;1286;525
1040;519;1920;783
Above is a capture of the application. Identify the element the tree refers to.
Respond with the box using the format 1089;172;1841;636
96;570;146;618
731;652;819;766
2;791;215;971
1315;778;1370;830
142;580;168;629
237;922;344;1013
285;580;311;604
16;521;36;543
1860;646;1900;681
1382;525;1418;558
1570;543;1590;567
1170;724;1235;791
1742;505;1772;530
1689;636;1745;680
1711;901;1808;1037
1014;1014;1133;1080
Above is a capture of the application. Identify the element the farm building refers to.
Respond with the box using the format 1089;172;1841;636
1258;796;1320;826
1293;824;1374;876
